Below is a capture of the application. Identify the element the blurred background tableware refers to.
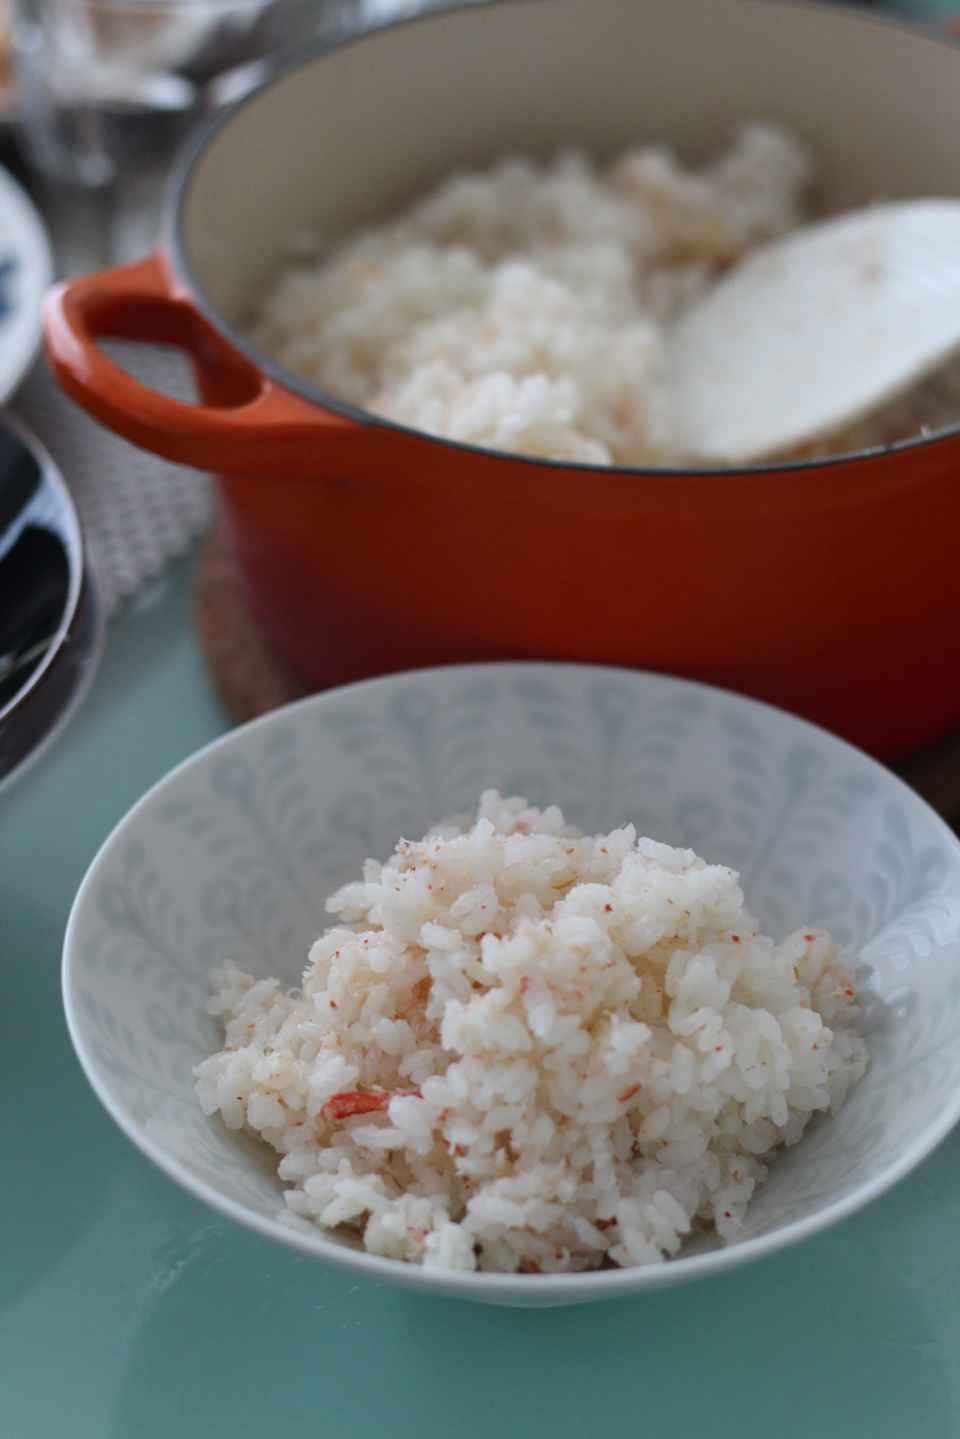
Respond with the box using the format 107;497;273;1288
0;154;51;394
0;80;213;625
0;412;102;791
7;0;431;271
3;0;392;629
0;0;16;124
0;161;99;789
0;0;948;267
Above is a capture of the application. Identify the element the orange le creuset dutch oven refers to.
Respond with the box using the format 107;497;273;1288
44;0;960;758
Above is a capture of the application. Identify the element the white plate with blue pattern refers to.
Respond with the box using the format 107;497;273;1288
62;664;960;1306
0;164;52;402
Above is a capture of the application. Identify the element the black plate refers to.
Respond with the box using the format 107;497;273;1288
0;415;102;791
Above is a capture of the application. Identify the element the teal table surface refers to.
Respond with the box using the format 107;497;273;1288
3;553;960;1439
4;4;960;1424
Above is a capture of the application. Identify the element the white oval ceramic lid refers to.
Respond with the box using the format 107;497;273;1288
0;164;53;403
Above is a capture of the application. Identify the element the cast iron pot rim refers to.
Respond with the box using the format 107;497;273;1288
166;0;960;482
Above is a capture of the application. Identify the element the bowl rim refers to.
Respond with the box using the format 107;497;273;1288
61;661;960;1299
165;0;960;483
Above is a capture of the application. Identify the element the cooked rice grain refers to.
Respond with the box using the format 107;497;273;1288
250;122;960;464
195;791;867;1273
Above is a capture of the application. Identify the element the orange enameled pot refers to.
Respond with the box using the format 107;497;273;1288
43;0;960;757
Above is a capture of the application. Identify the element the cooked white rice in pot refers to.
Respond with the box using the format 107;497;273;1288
195;791;867;1274
250;121;960;466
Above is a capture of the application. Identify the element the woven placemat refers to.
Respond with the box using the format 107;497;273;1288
195;521;960;830
16;350;213;618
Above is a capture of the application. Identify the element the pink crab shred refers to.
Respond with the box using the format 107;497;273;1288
321;1088;421;1122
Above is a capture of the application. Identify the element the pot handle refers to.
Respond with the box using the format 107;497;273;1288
44;251;358;473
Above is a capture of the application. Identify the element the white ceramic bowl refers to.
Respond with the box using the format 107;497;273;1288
63;665;960;1307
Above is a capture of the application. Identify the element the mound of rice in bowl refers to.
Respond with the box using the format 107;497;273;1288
195;792;867;1273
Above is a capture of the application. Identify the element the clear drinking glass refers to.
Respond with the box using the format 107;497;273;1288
9;0;389;268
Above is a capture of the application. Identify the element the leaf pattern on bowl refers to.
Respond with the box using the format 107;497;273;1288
64;665;960;1292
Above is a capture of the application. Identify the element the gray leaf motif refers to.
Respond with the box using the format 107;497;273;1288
388;680;501;821
435;677;501;813
868;944;960;1072
740;743;821;878
318;700;422;810
586;679;646;828
390;687;437;769
746;1120;887;1238
679;708;778;867
214;734;319;911
76;986;199;1125
808;872;863;946
171;1116;283;1213
238;688;504;900
664;725;774;881
302;789;392;892
200;872;296;965
158;731;325;932
853;802;953;949
604;687;711;840
508;675;595;823
145;997;216;1064
93;838;192;986
733;742;876;934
